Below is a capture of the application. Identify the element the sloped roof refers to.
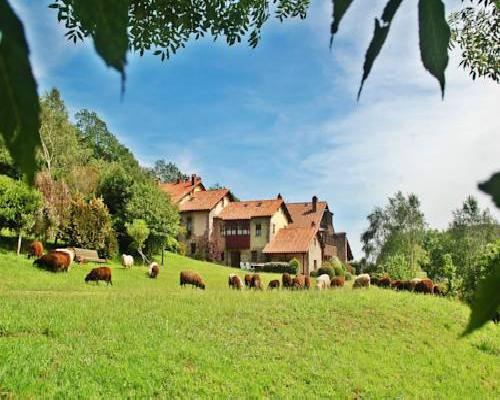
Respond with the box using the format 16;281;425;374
159;177;204;204
217;199;290;221
286;201;328;229
262;226;317;254
179;189;229;212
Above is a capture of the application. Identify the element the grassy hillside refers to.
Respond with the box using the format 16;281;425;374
0;250;498;398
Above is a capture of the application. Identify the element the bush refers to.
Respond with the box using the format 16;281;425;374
309;270;318;278
317;266;335;278
289;258;300;274
254;262;297;274
177;242;186;256
345;272;352;281
334;265;345;277
351;265;357;275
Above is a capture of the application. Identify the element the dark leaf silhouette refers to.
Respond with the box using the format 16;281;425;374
418;0;450;97
330;0;354;45
358;0;403;99
462;264;500;336
478;172;500;209
0;0;40;182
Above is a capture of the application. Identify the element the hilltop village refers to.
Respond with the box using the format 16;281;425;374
159;174;353;274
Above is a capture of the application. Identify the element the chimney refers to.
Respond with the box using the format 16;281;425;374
277;193;283;200
191;173;196;185
176;178;181;184
312;195;318;212
311;221;316;227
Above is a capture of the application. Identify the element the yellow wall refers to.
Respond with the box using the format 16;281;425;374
270;207;289;242
307;235;323;273
250;217;270;249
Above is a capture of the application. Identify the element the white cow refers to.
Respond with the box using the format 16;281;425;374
121;254;134;269
316;274;331;290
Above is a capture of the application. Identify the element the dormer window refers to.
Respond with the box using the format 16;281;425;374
256;224;262;237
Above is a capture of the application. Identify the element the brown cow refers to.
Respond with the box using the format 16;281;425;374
33;253;68;273
180;271;206;289
282;273;293;289
433;284;443;296
85;267;112;285
49;250;71;272
268;279;280;290
304;276;311;290
149;262;160;279
415;278;433;294
353;274;370;289
244;274;253;288
28;240;43;259
292;274;306;290
330;276;345;288
378;277;391;288
228;274;243;290
251;274;263;290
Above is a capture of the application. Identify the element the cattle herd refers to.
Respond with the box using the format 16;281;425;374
24;240;444;297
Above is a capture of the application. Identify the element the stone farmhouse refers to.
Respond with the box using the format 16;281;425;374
159;175;352;274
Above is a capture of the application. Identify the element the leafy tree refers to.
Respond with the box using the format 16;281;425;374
63;194;118;258
124;182;180;256
0;175;42;255
449;0;499;82
150;159;187;183
38;89;90;179
125;219;150;264
377;253;412;280
34;170;72;243
442;253;459;297
75;109;139;170
448;196;499;302
361;191;427;277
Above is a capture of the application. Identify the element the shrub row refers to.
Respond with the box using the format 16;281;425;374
253;260;298;274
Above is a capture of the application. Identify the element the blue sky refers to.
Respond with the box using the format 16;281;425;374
12;1;500;257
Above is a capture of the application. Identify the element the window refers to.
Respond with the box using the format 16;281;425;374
251;251;258;262
186;217;193;238
221;251;225;261
256;224;262;237
220;224;225;237
272;224;276;234
314;260;317;270
190;243;197;255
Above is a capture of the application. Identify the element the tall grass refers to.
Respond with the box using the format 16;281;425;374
0;251;498;398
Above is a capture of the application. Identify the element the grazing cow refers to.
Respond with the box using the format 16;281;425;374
85;267;112;285
268;279;280;290
316;274;331;290
395;280;412;291
48;250;71;271
330;276;345;288
378;277;391;288
121;254;134;269
410;278;422;291
305;276;312;290
33;253;68;272
55;248;75;264
229;274;243;290
244;274;253;288
292;274;306;290
433;284;443;296
149;262;159;279
180;271;206;290
370;276;379;286
353;274;370;289
282;273;293;289
251;274;263;290
415;278;434;294
28;240;44;259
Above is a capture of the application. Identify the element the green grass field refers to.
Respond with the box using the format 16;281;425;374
0;250;498;398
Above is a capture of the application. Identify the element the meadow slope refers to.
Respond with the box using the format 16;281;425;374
0;251;498;398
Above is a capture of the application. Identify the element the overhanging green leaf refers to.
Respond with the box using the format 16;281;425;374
0;0;40;183
462;262;500;336
330;0;355;45
71;0;130;89
478;172;500;209
418;0;450;97
358;0;403;99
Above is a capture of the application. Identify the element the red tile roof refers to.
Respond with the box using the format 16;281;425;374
179;189;229;212
159;177;204;204
217;199;289;221
262;226;317;254
286;201;327;229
